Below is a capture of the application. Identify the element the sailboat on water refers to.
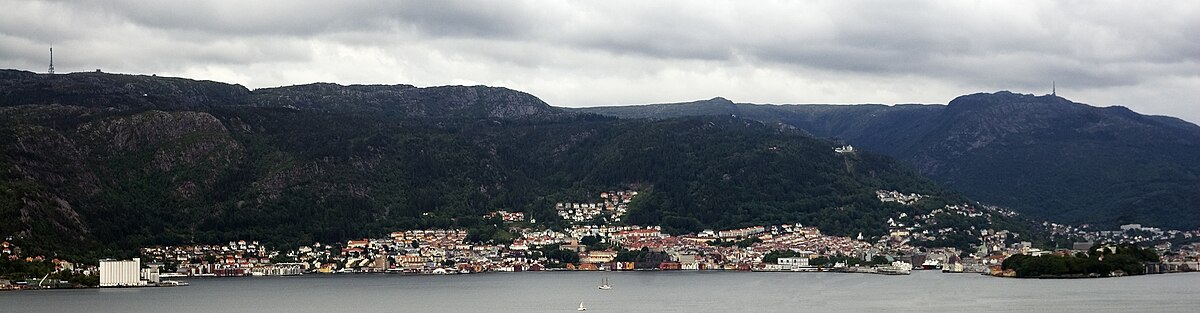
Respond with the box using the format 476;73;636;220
598;276;612;290
577;301;587;311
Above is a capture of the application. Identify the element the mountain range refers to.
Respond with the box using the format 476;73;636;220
1;70;949;258
1;69;1195;259
579;93;1200;229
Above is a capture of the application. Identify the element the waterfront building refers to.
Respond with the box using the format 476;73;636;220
778;257;810;268
141;263;161;284
100;258;143;287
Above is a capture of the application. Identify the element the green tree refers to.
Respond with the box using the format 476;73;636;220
762;250;802;264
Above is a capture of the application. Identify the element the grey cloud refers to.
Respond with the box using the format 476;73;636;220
84;1;389;36
0;0;1197;123
385;1;550;39
65;0;549;39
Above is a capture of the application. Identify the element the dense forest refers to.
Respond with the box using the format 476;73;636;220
1001;243;1160;277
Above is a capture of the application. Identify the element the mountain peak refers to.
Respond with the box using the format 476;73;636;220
950;90;1056;104
945;91;1080;115
675;97;735;107
708;97;734;104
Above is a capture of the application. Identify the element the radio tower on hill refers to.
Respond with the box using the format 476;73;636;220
48;46;55;74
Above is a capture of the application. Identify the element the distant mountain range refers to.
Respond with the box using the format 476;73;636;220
578;92;1200;229
0;70;562;119
0;70;953;257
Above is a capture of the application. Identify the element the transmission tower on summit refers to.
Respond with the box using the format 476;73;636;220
48;46;55;74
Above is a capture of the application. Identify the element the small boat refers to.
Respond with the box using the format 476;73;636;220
921;259;941;270
158;280;189;287
577;302;587;311
598;277;612;290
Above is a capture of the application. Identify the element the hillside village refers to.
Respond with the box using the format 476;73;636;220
555;191;637;223
124;190;1200;278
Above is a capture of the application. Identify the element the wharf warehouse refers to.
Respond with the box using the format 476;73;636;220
100;258;143;287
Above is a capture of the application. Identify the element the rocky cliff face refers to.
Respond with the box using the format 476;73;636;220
1;120;96;243
1;104;246;251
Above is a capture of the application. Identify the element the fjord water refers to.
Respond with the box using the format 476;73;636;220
3;271;1197;312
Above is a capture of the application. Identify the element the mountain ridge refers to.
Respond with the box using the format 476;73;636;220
1;70;964;259
0;70;566;120
580;91;1200;229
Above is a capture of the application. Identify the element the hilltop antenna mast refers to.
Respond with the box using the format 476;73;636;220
1052;81;1056;97
48;46;55;74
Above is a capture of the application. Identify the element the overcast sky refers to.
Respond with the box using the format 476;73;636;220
2;0;1198;123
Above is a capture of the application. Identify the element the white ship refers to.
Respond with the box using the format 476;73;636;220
921;259;941;270
874;261;913;275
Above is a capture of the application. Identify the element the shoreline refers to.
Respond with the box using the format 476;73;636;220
7;269;1196;291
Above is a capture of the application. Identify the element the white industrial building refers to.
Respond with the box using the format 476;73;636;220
778;257;810;268
100;258;145;287
141;263;161;285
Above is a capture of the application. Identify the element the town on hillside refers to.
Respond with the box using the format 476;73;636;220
3;190;1199;289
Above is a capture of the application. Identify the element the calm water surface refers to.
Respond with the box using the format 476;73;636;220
3;271;1198;312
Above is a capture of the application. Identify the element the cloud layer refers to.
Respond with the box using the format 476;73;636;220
3;0;1198;122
